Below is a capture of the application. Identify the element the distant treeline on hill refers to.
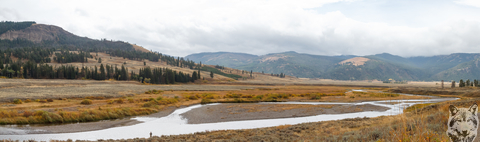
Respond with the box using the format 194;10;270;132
0;61;199;84
0;21;36;35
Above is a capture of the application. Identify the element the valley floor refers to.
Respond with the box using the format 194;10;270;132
0;78;467;141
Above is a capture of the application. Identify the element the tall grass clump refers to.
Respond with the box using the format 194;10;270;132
80;99;93;105
13;99;22;104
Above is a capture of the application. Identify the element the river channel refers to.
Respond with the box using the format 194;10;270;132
0;95;457;141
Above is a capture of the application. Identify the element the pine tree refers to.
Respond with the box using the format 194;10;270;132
197;69;201;79
210;71;214;78
100;64;105;80
192;71;197;82
98;58;102;63
121;65;127;80
460;79;465;87
466;79;471;87
451;81;455;88
106;64;110;79
94;66;98;80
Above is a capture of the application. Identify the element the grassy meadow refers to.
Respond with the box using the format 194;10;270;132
0;85;425;125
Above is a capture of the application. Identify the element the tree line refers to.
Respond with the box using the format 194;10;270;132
0;21;36;35
451;79;480;88
133;67;200;84
0;61;199;84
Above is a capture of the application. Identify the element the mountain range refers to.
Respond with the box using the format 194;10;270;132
186;52;480;81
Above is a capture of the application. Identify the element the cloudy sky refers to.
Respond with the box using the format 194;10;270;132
1;0;480;57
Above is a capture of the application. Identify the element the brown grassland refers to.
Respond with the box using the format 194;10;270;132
0;83;425;125
0;78;476;142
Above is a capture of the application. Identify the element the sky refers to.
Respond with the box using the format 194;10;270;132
1;0;480;57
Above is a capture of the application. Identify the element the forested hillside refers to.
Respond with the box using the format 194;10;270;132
0;21;202;83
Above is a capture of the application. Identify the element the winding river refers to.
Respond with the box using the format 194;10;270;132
0;94;457;141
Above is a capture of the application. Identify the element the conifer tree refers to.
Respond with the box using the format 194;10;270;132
100;64;105;80
210;71;214;78
121;65;127;80
94;66;98;80
106;64;110;79
197;69;201;79
192;71;197;82
451;81;455;88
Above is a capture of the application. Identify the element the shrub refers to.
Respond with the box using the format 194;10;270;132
201;93;215;99
143;101;156;107
188;95;198;100
310;94;321;100
254;95;264;99
39;99;47;103
81;99;93;105
85;96;105;100
201;99;212;104
23;110;34;117
156;96;163;100
116;98;124;104
13;99;23;104
47;99;54;102
128;98;134;103
107;100;114;104
24;99;32;103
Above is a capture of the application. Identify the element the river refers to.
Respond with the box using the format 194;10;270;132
0;96;457;141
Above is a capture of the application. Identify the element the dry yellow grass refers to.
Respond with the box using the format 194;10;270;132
339;57;370;66
0;85;427;125
131;44;151;53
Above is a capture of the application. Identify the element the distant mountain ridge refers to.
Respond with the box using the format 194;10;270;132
186;51;480;81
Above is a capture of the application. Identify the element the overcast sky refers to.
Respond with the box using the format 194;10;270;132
1;0;480;57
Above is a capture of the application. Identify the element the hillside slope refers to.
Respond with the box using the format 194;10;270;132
430;58;480;81
186;52;258;68
186;52;480;81
323;59;427;81
237;51;342;78
0;23;134;52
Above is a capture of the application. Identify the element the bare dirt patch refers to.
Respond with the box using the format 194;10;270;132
339;57;370;66
181;103;389;124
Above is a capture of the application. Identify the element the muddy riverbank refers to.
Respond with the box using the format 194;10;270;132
181;103;390;124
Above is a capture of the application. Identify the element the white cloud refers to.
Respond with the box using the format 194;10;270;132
0;0;480;57
455;0;480;8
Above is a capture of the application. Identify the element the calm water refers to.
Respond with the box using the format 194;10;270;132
0;97;457;141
